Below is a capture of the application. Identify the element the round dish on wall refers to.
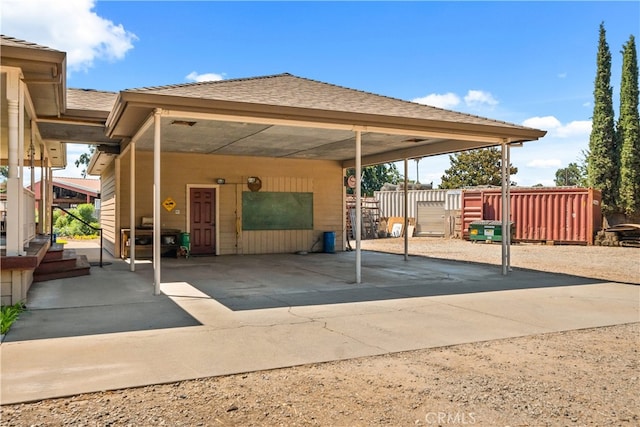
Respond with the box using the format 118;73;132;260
247;176;262;192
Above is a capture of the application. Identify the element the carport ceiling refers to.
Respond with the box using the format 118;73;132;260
132;117;449;162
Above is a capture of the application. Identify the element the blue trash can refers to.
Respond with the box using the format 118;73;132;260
323;231;336;253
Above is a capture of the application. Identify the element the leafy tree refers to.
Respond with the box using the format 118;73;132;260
74;146;96;178
554;162;585;186
53;204;100;237
617;35;640;215
346;163;402;196
0;166;8;181
587;23;618;213
439;147;517;189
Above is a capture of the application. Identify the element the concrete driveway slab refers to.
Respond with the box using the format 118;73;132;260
1;248;637;405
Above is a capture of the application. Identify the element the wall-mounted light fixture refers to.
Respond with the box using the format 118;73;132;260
247;176;262;192
215;178;226;184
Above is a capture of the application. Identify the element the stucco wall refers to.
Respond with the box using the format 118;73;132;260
112;151;344;256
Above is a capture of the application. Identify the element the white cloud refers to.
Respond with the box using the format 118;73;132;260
555;120;591;138
522;116;562;130
526;158;562;168
522;116;591;138
558;72;567;79
186;72;225;82
412;89;498;111
1;0;137;72
412;93;460;109
464;90;498;107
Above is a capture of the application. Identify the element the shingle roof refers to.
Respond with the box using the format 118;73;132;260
0;35;61;52
127;73;530;130
67;89;118;112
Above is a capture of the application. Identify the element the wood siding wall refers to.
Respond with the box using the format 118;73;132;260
115;151;344;256
99;161;117;255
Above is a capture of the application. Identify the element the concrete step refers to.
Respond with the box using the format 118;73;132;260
35;250;79;274
33;253;91;283
42;244;66;262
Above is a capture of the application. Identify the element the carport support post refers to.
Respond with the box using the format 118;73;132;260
403;158;409;261
506;143;512;270
501;141;509;275
355;130;362;284
130;140;136;272
153;109;162;295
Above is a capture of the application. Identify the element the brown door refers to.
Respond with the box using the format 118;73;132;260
190;187;216;255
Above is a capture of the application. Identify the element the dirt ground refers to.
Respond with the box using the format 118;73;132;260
360;237;640;285
2;239;639;426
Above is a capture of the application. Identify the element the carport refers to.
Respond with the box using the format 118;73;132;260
2;36;546;304
85;73;546;293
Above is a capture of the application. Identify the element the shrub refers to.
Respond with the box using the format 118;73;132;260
1;302;25;335
53;204;99;238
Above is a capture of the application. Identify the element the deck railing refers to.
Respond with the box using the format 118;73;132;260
23;188;36;246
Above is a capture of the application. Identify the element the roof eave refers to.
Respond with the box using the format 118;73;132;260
1;44;67;117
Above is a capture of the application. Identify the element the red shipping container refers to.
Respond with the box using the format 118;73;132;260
461;187;602;245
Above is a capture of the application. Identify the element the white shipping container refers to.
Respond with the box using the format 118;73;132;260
374;189;449;218
374;189;463;238
445;189;462;211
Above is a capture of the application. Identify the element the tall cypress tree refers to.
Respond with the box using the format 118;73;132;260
617;35;640;216
588;23;618;212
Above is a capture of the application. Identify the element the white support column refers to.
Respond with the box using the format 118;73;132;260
130;140;136;271
5;69;21;256
48;165;53;235
403;158;409;261
153;110;162;295
501;141;508;275
18;81;25;251
29;122;35;192
355;130;362;284
38;149;44;235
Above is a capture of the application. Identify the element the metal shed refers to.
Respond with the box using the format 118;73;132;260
374;189;462;237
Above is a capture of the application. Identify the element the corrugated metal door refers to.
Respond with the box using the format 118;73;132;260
416;201;445;236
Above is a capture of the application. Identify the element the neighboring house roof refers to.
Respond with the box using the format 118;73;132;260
53;177;100;195
31;177;100;201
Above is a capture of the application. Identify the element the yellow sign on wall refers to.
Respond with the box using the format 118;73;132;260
162;197;176;212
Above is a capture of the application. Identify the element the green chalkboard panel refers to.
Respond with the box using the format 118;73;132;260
242;192;313;230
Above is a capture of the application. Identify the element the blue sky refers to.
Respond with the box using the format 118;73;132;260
3;1;639;186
